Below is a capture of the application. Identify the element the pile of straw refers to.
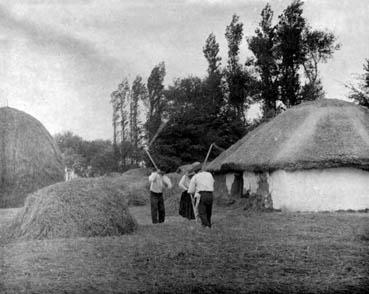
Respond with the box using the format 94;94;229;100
7;178;137;241
207;99;369;172
106;168;183;210
0;107;64;208
105;168;151;206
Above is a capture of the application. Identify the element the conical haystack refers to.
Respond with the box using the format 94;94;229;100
7;178;137;241
0;107;64;207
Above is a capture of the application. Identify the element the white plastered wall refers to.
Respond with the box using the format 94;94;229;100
268;168;369;211
225;173;235;195
243;171;259;194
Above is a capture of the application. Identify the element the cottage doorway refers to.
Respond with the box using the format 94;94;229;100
230;172;244;198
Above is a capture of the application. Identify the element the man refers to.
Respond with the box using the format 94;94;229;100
188;163;215;228
148;169;172;224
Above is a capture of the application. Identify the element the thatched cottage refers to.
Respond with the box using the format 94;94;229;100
0;107;64;207
206;99;369;211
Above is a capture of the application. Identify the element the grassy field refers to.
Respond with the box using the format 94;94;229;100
0;205;368;293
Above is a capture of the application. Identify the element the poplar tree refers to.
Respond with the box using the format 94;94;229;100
146;62;166;143
203;33;224;114
225;14;246;119
275;0;306;107
111;78;130;167
248;3;279;117
130;75;147;162
110;88;120;159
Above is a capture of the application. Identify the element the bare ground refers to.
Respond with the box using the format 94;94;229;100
0;206;368;293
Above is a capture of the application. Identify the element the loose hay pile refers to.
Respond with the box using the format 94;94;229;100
105;168;151;206
0;107;64;208
7;178;137;241
105;168;183;210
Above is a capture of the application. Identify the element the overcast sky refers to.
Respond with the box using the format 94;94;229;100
0;0;368;140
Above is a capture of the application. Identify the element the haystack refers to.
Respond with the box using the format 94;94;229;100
207;99;369;211
105;168;151;206
0;107;64;208
105;168;183;210
7;178;137;241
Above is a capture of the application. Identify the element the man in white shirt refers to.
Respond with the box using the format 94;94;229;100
148;169;172;224
188;164;215;228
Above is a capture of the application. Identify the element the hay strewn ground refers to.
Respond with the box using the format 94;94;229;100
5;178;137;241
0;207;368;293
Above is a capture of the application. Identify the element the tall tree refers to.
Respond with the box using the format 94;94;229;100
225;14;247;119
248;3;279;118
146;62;166;143
203;33;224;114
275;0;306;107
130;75;147;162
203;33;222;76
119;79;131;143
111;78;131;167
110;88;120;159
301;28;340;100
248;1;339;117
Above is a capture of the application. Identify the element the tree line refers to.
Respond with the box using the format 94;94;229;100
54;132;117;177
57;0;352;175
111;0;340;172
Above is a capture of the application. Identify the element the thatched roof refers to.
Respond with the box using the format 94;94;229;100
207;99;369;172
0;107;64;208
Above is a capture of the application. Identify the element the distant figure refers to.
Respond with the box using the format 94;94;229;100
276;100;287;113
188;163;215;228
178;169;196;220
65;167;77;181
148;169;172;224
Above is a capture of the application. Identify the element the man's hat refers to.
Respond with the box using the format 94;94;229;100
187;170;195;176
189;162;202;173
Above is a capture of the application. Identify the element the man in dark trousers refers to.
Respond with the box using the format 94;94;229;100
188;163;215;228
148;169;172;224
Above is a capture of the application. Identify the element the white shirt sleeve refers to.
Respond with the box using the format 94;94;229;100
163;175;172;189
178;175;188;191
188;175;197;194
148;172;158;183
